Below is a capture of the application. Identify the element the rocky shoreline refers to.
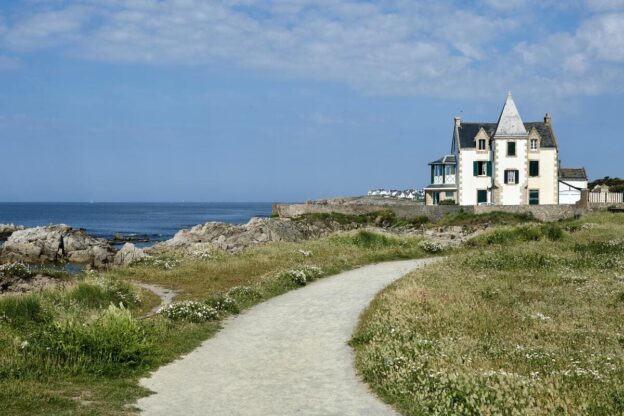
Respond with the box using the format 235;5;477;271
0;217;482;293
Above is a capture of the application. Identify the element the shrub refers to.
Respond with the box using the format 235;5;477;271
0;262;32;278
419;240;444;253
27;306;153;375
226;286;263;304
334;230;405;249
465;251;558;272
131;256;180;270
204;294;240;314
158;301;218;323
438;199;457;205
277;265;324;286
0;294;50;328
438;211;536;227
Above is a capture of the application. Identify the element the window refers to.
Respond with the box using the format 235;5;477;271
529;189;539;205
507;141;516;156
445;165;456;175
478;139;486;150
530;138;538;150
505;169;519;184
445;191;454;198
477;190;488;204
473;161;492;176
529;160;539;177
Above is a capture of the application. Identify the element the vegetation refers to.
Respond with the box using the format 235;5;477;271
352;212;624;415
589;176;624;192
0;230;433;415
436;209;537;227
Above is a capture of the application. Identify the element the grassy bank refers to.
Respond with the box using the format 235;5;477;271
0;230;436;415
352;212;624;415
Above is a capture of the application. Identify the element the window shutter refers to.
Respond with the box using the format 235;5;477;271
535;161;539;176
487;161;492;177
431;166;434;184
515;170;519;183
473;161;478;176
504;170;508;184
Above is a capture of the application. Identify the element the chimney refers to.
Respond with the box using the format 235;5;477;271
454;116;461;127
544;112;551;126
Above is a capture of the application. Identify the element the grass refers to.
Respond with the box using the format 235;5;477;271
0;229;434;415
352;212;624;415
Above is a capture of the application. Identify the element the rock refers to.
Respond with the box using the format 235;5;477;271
0;225;115;268
0;273;63;293
151;217;346;254
114;243;149;267
0;224;25;241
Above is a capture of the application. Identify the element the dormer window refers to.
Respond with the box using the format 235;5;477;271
478;139;486;150
530;138;538;151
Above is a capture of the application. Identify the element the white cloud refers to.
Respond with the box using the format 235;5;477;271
0;0;624;98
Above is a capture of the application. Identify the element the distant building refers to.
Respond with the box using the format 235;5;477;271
425;92;587;206
558;168;588;205
368;188;423;201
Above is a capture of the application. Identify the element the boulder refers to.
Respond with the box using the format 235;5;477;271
113;243;149;267
151;217;346;253
0;225;115;267
0;224;25;240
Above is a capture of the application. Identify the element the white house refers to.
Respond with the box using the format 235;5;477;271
558;168;588;204
425;92;587;206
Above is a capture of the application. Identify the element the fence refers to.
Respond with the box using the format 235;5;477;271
589;192;624;204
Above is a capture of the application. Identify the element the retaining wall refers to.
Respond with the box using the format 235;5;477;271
273;200;584;222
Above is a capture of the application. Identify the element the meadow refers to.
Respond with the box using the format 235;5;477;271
0;229;433;415
352;212;624;415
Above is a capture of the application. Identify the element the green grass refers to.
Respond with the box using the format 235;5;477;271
436;210;538;227
352;212;624;415
0;229;434;415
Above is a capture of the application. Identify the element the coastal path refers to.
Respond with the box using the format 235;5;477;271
137;258;435;416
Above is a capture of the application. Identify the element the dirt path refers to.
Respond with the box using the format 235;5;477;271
137;258;436;416
134;282;177;317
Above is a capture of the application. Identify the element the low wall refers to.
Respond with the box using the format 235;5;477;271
273;199;584;222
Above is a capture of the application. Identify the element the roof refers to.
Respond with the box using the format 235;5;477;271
456;121;557;149
424;184;458;190
428;155;456;165
559;167;587;180
495;92;527;136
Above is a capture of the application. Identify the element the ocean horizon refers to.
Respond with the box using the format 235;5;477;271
0;202;277;245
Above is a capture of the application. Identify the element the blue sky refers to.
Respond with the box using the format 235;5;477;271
1;0;623;202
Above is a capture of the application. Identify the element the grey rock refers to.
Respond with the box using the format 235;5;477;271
114;243;149;267
0;225;115;267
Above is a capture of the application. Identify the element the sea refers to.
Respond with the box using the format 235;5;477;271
0;203;274;247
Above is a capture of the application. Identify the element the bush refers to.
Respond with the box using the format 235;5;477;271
226;286;263;304
0;294;50;328
0;262;33;278
277;265;324;287
204;294;240;314
158;301;218;323
419;240;444;253
27;306;153;375
438;199;457;205
334;230;406;249
438;211;536;227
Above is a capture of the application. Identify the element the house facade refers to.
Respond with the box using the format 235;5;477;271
425;93;587;206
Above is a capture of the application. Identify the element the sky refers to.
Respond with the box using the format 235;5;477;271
0;0;623;202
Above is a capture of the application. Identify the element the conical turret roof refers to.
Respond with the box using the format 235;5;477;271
494;92;527;137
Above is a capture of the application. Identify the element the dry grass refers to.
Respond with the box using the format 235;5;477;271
352;212;624;415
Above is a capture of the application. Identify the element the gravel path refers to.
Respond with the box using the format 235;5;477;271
137;258;435;416
134;282;177;317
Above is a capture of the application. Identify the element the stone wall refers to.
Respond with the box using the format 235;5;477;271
273;198;584;222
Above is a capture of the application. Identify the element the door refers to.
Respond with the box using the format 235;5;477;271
433;192;440;205
477;190;487;204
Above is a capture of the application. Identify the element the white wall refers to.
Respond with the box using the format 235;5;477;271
559;180;588;205
458;149;492;205
527;148;558;204
493;137;526;205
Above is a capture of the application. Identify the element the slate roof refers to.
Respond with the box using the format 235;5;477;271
429;155;456;165
456;122;557;149
559;167;587;180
